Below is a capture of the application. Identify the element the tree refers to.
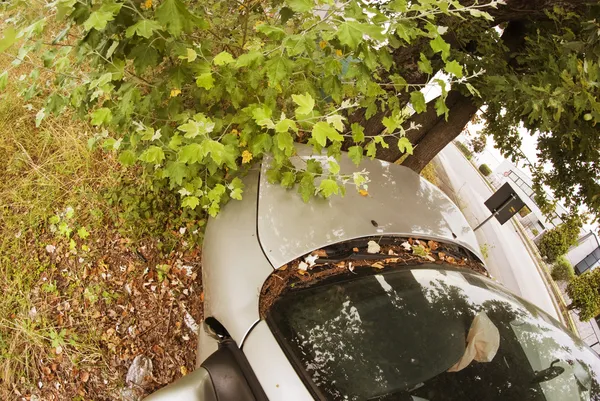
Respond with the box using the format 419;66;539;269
551;255;575;283
0;0;598;222
470;133;487;154
537;217;583;263
567;268;600;321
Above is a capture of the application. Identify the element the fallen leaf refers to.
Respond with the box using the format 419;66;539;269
446;256;456;264
359;189;369;197
427;240;439;251
180;366;188;376
401;241;411;251
80;371;90;383
388;249;397;255
438;252;446;261
311;249;328;257
298;261;308;271
278;264;288;271
371;262;385;269
200;292;204;302
367;241;381;254
352;247;359;252
304;254;318;267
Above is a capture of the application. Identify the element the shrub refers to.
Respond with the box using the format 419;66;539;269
479;164;492;176
537;217;582;263
567;268;600;321
455;141;473;160
519;206;532;218
551;256;575;282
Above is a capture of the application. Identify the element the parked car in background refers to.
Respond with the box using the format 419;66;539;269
147;146;600;401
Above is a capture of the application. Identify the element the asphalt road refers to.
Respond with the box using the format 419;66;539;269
436;143;560;320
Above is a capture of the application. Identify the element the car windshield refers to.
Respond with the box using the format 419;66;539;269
267;267;600;401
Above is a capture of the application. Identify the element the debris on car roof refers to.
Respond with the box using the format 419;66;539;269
259;236;487;318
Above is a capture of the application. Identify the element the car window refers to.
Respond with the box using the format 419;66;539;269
267;267;600;401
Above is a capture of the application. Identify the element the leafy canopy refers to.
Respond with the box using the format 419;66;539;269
1;0;498;216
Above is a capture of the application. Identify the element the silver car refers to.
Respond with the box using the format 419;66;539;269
147;146;600;401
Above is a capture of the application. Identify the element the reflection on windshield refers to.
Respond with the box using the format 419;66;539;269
268;268;600;401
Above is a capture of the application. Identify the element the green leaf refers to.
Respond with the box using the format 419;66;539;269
281;171;296;188
118;150;137;166
274;132;295;156
366;141;377;158
430;35;450;61
208;184;226;202
435;95;449;119
182;196;200;209
382;115;401;133
178;143;203;164
196;72;214;90
229;177;244;200
292;93;315;116
397;137;413;155
250;133;273;155
57;0;77;19
156;0;205;36
235;51;264;68
265;56;292;85
91;108;112;126
275;119;298;133
328;160;340;174
185;48;197;62
287;0;313;12
256;24;286;40
0;71;8;91
410;91;427;114
125;19;162;38
417;53;433;75
351;123;365;143
348;145;363;166
165;161;187;185
138;146;165;164
312;122;343;146
319;179;339;198
0;27;17;53
204;140;226;165
326;114;345;131
77;227;90;239
213;51;235;66
337;21;364;49
298;174;315;202
83;3;122;31
444;60;463;78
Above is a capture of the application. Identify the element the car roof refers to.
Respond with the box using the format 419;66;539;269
202;146;483;345
257;145;483;268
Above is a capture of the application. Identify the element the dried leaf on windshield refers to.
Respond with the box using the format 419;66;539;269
367;241;381;254
428;240;440;251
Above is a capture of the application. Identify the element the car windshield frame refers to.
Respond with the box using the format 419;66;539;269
265;264;600;401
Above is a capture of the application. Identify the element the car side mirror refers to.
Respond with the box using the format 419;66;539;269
144;366;217;401
144;339;267;401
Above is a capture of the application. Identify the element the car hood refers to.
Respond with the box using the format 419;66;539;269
257;145;483;268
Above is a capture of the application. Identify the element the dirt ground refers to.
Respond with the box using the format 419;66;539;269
8;230;203;401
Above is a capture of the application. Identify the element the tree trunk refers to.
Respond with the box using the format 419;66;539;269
402;92;478;173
